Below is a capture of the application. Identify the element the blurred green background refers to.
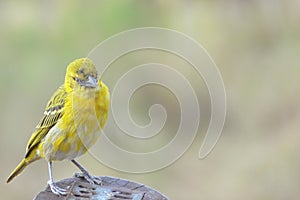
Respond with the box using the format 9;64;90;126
1;1;300;199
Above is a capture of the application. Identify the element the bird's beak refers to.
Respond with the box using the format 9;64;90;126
84;76;98;88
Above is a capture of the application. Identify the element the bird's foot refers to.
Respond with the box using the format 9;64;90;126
75;172;102;185
48;180;68;196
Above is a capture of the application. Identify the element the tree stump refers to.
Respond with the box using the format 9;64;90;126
34;175;168;200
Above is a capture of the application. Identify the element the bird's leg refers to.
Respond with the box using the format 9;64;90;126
47;161;67;195
72;159;102;185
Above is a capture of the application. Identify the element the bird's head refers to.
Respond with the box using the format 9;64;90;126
65;58;99;91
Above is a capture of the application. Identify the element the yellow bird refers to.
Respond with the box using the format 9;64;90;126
6;58;110;195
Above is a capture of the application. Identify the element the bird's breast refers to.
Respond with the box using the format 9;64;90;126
42;90;107;161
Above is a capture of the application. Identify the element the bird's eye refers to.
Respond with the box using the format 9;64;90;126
73;77;79;82
77;69;85;74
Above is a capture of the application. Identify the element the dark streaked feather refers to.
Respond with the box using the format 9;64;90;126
25;86;67;157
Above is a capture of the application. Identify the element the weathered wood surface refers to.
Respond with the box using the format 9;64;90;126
34;175;168;200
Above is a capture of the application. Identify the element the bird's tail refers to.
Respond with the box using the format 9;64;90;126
6;158;34;183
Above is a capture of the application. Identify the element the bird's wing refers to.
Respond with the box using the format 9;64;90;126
25;85;67;157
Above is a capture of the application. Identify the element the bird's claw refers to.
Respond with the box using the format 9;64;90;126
75;172;102;185
48;181;68;196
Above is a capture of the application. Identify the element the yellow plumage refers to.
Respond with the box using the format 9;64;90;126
7;58;110;195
